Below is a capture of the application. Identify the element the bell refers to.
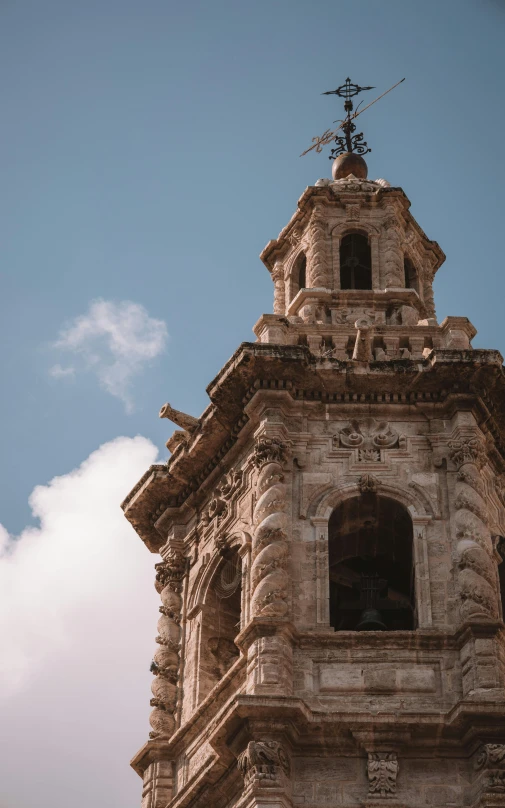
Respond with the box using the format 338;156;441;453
356;607;386;631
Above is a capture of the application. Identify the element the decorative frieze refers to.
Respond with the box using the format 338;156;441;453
367;752;399;798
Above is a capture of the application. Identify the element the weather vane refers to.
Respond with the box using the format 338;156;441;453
301;77;405;159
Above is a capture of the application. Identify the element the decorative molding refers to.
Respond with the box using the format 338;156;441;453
367;752;399;798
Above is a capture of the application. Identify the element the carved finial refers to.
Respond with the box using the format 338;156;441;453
159;402;199;433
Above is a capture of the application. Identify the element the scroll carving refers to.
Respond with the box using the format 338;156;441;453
307;209;329;288
149;541;186;739
250;437;289;618
201;470;243;529
449;435;499;622
359;474;379;493
366;752;399;798
237;740;290;786
337;419;403;462
476;744;505;793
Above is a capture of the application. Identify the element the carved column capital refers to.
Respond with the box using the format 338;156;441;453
253;436;288;469
448;436;487;470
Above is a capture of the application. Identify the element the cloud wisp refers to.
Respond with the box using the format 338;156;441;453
0;436;159;807
51;299;168;412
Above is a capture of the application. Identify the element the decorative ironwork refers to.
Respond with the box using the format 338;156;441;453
301;77;405;158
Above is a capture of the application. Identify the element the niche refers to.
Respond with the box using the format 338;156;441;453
340;233;372;290
198;548;241;700
328;495;415;631
294;252;307;293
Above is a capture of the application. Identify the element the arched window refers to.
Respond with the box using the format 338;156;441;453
340;233;372;290
328;495;415;631
198;548;241;700
294;252;306;292
404;256;418;292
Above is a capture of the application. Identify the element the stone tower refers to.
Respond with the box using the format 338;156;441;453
122;145;505;808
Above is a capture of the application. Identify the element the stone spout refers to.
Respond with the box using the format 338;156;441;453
352;318;373;362
159;403;199;433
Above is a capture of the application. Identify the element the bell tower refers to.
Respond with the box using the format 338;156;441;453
122;79;505;808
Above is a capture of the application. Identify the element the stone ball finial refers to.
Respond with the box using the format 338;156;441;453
332;152;368;180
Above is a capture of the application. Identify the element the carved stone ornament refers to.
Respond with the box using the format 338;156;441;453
367;752;399;798
253;436;288;469
346;203;360;221
359;474;379;493
201;469;244;528
448;437;486;470
337;419;403;462
476;744;505;793
495;474;505;508
237;740;290;786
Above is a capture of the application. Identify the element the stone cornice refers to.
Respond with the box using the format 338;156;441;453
122;342;505;551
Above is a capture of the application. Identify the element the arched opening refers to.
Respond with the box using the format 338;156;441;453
328;495;415;631
404;256;419;292
294;252;306;292
340;233;372;290
198;548;241;700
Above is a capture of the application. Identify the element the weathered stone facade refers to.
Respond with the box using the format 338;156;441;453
122;162;505;808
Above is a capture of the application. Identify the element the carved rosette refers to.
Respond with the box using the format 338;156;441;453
367;752;399;798
250;437;289;619
449;437;499;622
237;740;290;788
476;744;505;793
307;209;329;288
149;542;186;739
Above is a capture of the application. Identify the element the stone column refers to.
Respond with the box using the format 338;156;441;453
307;207;329;288
332;231;341;291
381;219;404;288
448;435;499;623
370;234;380;289
141;760;175;808
250;436;290;621
272;262;286;315
149;539;186;739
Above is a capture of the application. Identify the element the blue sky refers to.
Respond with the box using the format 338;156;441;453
1;3;505;807
2;0;505;535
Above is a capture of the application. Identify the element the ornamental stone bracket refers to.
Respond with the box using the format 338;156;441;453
237;739;291;794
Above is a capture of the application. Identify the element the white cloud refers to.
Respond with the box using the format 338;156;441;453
49;363;76;379
0;437;160;808
52;299;168;412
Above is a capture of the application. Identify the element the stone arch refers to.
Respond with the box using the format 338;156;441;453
285;246;308;303
188;531;249;617
308;481;433;630
309;479;431;522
